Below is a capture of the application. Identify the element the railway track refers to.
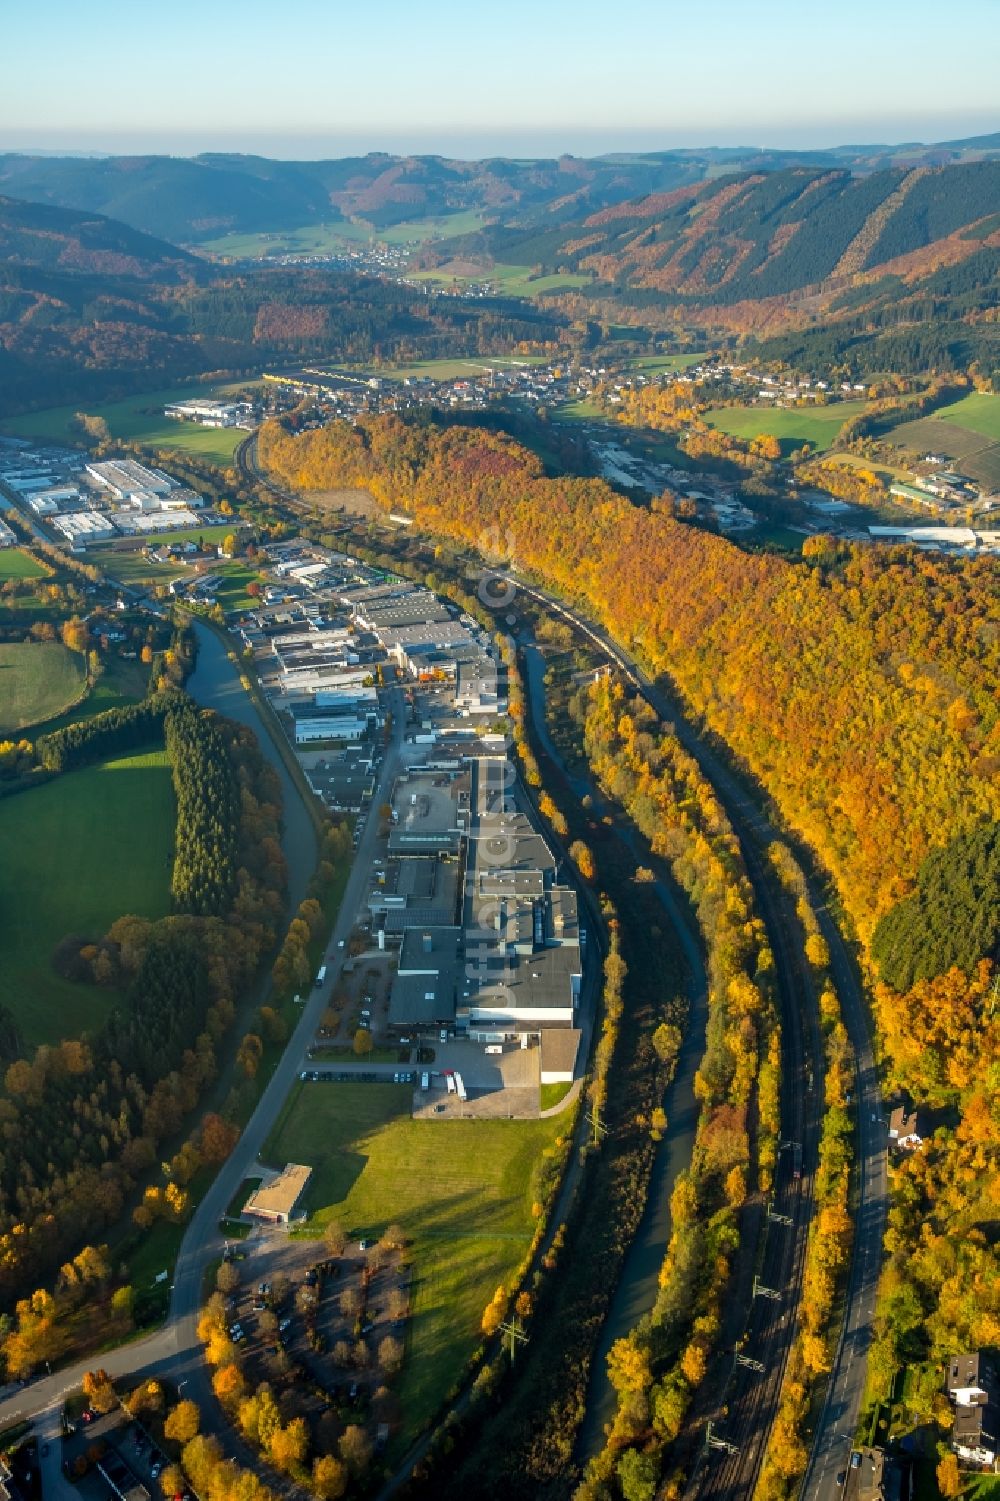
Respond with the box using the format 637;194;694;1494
237;434;878;1500
510;579;824;1501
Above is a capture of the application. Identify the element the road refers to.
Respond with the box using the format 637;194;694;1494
241;434;885;1488
0;686;406;1464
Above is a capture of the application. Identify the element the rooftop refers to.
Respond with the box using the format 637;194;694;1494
244;1163;312;1220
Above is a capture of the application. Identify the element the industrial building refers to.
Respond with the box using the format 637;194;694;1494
164;398;247;427
386;758;582;1038
52;511;116;548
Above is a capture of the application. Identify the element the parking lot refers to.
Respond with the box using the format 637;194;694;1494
218;1223;409;1444
300;1038;543;1119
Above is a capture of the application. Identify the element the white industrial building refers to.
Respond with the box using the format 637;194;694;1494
164;399;245;428
53;512;116;547
86;459;177;498
294;714;371;744
24;486;81;515
111;507;205;535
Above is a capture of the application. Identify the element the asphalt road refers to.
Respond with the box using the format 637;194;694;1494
238;435;887;1490
0;687;406;1461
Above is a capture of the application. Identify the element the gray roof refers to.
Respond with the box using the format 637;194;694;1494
389;926;463;1026
540;1028;581;1072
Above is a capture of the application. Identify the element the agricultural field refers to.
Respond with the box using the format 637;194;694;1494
703;399;869;453
0;548;47;581
0;382;256;467
937;391;1000;441
890;393;1000;493
199;208;488;259
409;261;592;298
263;1082;565;1437
0;641;86;735
30;654;150;737
0;747;174;1047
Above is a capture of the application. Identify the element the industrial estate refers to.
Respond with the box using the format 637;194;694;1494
0;55;996;1501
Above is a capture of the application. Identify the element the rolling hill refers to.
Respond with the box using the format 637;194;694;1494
424;158;1000;372
3;133;1000;246
0;193;200;280
0;195;564;419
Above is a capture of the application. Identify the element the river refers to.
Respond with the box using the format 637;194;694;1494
185;619;318;911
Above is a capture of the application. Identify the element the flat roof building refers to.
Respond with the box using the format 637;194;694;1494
244;1163;312;1224
388;771;467;857
52;511;116;547
86;459;176;498
388;927;462;1028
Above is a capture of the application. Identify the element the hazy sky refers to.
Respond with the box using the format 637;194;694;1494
2;0;997;157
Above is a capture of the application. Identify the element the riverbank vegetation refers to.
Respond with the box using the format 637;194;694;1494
575;679;779;1498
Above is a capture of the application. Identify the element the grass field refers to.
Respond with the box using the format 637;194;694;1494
937;391;1000;441
0;746;174;1046
555;398;604;421
0;549;46;581
704;400;869;453
210;561;266;611
331;354;548;384
0;383;255;468
0;641;86;735
199;208;488;260
622;352;707;374
263;1083;564;1436
888;402;1000;493
410;261;592;299
30;655;150;737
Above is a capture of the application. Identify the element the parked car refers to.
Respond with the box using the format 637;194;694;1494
279;1318;292;1333
359;1238;375;1251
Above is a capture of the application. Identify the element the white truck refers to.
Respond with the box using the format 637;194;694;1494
314;964;327;989
455;1073;467;1102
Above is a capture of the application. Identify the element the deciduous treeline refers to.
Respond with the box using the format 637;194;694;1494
577;680;778;1496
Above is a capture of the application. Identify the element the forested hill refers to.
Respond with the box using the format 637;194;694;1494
455;159;1000;318
2;131;1000;244
0;194;201;280
259;411;1000;949
0;196;566;418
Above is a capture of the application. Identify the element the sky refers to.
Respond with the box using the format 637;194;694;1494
1;0;997;158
